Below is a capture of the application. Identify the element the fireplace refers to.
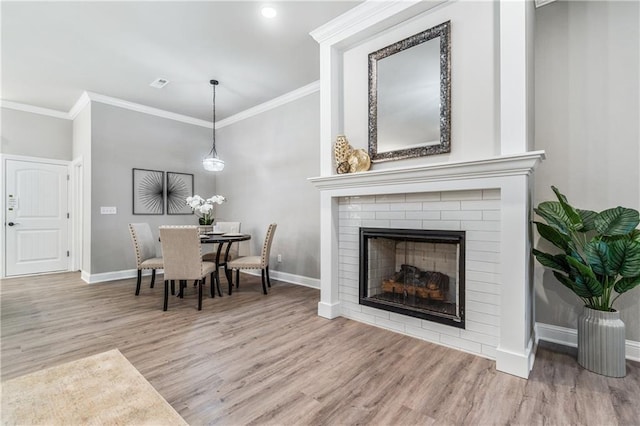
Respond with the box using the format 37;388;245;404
359;228;465;328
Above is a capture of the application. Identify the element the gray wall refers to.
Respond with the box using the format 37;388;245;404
90;102;216;274
1;107;72;160
215;93;321;279
534;0;640;340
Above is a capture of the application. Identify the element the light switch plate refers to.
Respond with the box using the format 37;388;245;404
100;206;117;215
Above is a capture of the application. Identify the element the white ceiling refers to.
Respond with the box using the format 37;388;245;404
1;1;360;121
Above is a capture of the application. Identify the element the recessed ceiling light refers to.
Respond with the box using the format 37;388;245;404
261;7;277;19
150;78;169;89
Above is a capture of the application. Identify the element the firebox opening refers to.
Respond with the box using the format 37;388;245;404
359;227;465;329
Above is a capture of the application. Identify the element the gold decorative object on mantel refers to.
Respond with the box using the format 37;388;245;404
348;149;371;173
333;135;370;174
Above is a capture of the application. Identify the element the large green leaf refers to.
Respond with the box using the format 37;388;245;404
609;239;640;277
630;229;640;243
533;249;570;273
578;209;598;232
614;276;640;294
535;202;570;234
594;207;640;236
553;271;593;298
534;221;571;252
584;241;611;276
566;256;603;296
552;186;583;231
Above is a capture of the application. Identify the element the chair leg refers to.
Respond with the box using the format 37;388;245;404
210;273;215;298
224;265;232;288
171;280;175;296
228;270;234;296
266;266;271;288
261;269;268;295
150;269;156;288
163;280;169;311
198;280;203;311
236;270;240;289
135;270;142;295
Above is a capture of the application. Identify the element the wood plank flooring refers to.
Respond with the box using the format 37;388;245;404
1;272;639;425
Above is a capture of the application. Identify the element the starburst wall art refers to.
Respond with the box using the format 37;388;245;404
132;168;164;215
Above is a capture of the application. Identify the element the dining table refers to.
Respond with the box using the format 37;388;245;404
200;232;251;295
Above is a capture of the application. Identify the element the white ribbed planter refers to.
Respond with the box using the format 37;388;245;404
577;306;626;377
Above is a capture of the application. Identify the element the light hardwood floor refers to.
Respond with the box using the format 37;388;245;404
1;272;639;425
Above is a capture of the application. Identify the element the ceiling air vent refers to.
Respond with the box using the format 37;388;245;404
150;78;170;89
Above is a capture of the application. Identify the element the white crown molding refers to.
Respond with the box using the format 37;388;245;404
84;91;213;128
0;100;69;120
216;81;320;129
534;0;558;8
310;0;447;47
4;81;319;128
535;322;640;362
68;91;91;120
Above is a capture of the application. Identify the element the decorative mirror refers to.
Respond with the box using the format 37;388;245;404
368;21;451;163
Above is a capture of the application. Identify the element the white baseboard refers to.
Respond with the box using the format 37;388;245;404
81;269;161;284
242;269;319;289
81;267;317;289
535;322;640;362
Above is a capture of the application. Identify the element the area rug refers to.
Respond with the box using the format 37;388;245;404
1;349;187;425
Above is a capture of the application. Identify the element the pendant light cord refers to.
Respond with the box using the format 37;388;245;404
209;79;219;157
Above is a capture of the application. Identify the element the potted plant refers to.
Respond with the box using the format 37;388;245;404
186;195;226;226
533;186;640;377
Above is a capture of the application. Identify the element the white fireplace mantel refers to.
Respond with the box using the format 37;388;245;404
309;151;545;379
309;151;545;192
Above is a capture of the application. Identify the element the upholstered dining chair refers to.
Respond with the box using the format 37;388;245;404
159;226;218;311
227;223;277;295
202;221;241;263
128;223;164;296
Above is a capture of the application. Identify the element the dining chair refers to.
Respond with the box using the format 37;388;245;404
202;221;241;263
227;223;277;295
159;226;218;311
128;223;164;296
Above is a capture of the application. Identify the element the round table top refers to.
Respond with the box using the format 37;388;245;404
199;233;251;243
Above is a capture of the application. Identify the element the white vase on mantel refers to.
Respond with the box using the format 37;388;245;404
577;306;626;377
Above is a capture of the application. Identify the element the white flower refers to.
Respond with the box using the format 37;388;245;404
199;203;214;214
185;194;226;220
207;195;226;205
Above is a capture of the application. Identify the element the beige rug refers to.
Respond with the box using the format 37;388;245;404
1;349;187;425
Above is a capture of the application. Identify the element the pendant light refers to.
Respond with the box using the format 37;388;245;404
202;79;225;171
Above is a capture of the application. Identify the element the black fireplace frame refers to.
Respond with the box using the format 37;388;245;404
359;227;466;328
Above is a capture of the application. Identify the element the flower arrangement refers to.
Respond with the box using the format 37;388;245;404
186;194;226;225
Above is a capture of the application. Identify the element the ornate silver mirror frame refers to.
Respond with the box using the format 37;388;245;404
368;21;451;163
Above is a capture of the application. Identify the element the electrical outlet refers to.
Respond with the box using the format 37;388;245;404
277;254;282;263
100;206;117;215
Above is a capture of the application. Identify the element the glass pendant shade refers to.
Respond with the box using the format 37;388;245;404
203;156;225;171
203;79;224;171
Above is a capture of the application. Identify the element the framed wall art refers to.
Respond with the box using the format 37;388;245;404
166;171;194;215
132;168;164;215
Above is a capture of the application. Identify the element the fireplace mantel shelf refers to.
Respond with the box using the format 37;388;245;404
309;151;545;191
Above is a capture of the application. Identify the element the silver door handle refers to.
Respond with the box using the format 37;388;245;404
7;222;19;226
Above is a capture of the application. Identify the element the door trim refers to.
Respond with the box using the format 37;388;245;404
1;154;73;278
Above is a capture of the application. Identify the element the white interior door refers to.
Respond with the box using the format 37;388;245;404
5;159;69;276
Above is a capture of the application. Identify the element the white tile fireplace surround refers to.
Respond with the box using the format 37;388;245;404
309;152;545;378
